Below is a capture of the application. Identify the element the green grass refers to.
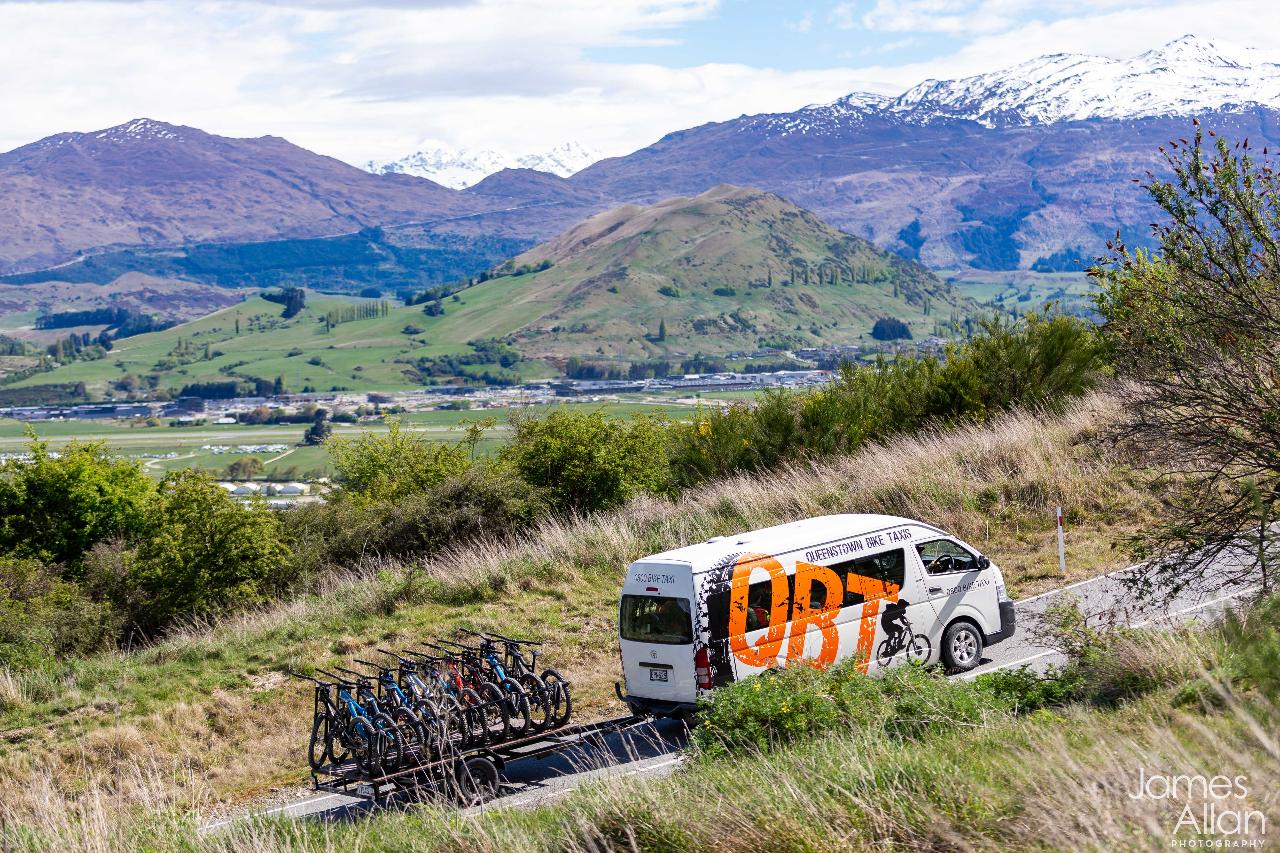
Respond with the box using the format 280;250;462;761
0;394;1163;840
946;270;1096;315
6;294;557;396
0;398;708;479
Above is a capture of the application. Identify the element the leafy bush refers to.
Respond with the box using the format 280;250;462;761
0;437;154;571
693;660;1012;759
107;472;290;633
502;408;672;513
327;419;476;505
285;465;546;570
669;311;1105;486
0;556;116;670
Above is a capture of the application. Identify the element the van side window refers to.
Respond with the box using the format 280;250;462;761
828;549;906;607
706;574;794;637
916;539;978;575
745;575;789;630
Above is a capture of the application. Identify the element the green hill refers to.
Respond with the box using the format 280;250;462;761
489;184;974;361
8;187;979;396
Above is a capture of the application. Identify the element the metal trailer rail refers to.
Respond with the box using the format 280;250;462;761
312;714;648;805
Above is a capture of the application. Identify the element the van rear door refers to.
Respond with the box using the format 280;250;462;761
619;562;697;706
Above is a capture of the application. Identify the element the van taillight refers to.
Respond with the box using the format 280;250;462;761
694;646;713;689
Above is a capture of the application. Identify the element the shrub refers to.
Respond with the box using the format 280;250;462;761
289;464;546;571
502;408;672;513
0;556;116;670
669;311;1105;486
693;660;1012;759
327;419;475;505
0;437;155;571
114;472;290;632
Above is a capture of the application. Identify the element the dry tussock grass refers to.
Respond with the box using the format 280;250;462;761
0;392;1162;839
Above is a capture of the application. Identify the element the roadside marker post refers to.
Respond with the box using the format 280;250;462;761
1056;505;1067;576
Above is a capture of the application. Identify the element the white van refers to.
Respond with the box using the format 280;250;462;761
615;514;1016;717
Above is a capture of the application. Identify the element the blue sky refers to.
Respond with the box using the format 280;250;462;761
1;1;1278;164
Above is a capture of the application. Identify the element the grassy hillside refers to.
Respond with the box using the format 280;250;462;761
0;394;1167;847
494;185;976;361
6;292;554;396
8;187;984;394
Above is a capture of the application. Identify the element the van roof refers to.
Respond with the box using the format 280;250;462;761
638;513;938;572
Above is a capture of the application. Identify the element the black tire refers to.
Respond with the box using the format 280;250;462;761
498;678;532;738
389;706;429;765
374;711;406;772
518;673;553;732
307;713;329;770
942;621;984;673
434;695;470;751
875;637;896;666
459;688;488;746
907;633;932;664
541;669;572;728
454;756;499;806
478;681;512;743
347;716;382;777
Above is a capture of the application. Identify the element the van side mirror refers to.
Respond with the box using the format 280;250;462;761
977;555;991;570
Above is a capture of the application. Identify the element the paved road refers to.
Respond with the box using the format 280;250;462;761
204;561;1258;830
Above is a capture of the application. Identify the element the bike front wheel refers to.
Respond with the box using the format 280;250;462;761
540;669;572;728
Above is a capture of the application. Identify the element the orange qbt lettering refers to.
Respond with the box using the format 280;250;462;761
787;562;842;668
728;555;789;669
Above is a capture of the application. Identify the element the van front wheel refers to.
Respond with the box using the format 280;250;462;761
942;622;984;673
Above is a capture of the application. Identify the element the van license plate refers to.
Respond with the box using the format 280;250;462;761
650;669;668;682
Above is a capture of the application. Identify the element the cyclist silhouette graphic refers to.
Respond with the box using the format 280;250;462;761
880;598;911;642
875;598;932;665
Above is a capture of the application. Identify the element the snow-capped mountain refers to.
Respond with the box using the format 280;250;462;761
890;34;1280;126
752;34;1280;138
366;141;600;189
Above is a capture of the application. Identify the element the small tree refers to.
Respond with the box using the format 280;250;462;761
501;408;671;513
1092;124;1280;599
302;409;332;446
0;435;155;572
124;472;289;632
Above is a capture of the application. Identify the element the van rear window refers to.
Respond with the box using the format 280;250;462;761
620;595;693;645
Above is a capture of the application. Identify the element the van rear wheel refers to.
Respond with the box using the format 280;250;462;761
942;622;984;673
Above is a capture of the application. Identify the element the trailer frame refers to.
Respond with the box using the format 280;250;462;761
311;714;649;806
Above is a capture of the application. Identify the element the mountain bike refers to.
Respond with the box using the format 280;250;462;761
351;660;442;761
424;641;523;741
317;668;406;774
377;649;473;750
465;628;572;728
289;670;389;776
435;638;535;738
460;629;560;731
408;648;505;746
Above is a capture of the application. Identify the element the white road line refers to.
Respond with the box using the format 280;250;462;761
1014;565;1137;605
1130;587;1254;628
969;585;1258;680
204;792;352;830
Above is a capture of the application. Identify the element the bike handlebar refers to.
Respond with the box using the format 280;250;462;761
471;625;545;645
286;669;328;685
314;668;356;686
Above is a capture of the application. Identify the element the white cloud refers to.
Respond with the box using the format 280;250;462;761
3;0;1280;169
